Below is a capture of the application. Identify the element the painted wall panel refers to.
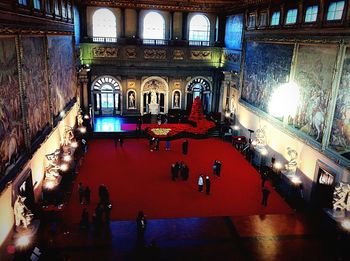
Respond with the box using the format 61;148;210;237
22;36;50;142
0;37;26;176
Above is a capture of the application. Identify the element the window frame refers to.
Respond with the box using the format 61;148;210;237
92;8;117;42
258;10;268;28
247;12;256;29
142;11;166;42
326;1;346;21
285;8;298;25
188;14;211;46
304;5;319;23
270;11;281;26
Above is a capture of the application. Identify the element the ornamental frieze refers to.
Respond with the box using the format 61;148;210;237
223;51;241;63
173;49;184;60
190;50;212;60
144;49;167;60
125;48;137;59
92;47;118;58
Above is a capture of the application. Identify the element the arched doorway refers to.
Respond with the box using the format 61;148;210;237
186;77;212;113
91;76;122;116
140;77;168;115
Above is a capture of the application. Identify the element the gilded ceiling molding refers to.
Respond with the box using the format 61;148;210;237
0;27;73;35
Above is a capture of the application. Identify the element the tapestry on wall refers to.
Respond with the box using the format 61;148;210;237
47;35;76;117
0;37;25;176
224;14;243;50
22;37;50;142
241;42;294;113
292;45;337;143
330;47;350;157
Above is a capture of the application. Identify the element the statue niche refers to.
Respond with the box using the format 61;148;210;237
144;80;164;115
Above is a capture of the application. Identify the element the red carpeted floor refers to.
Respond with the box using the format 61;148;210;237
64;138;292;223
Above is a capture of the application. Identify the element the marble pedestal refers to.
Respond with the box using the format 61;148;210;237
149;103;159;115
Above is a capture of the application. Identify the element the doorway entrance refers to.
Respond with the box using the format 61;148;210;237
92;76;122;116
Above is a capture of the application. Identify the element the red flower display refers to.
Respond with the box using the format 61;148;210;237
147;97;215;138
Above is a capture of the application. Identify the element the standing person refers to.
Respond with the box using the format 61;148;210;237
213;160;218;176
137;117;142;131
183;165;189;180
182;139;189;155
174;161;180;180
198;175;204;192
155;138;160;151
261;171;268;187
149;138;154;152
80;208;89;229
205;176;211;195
261;186;270;206
171;164;177;181
119;137;124;147
216;160;222;177
78;182;84;204
136;211;147;246
84;186;91;204
115;134;119;147
165;140;170;151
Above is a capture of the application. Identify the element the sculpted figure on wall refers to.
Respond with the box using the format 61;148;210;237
14;195;33;229
44;149;61;181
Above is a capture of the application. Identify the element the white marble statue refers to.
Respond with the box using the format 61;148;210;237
62;126;74;146
285;147;298;174
150;90;158;104
129;92;135;108
174;92;180;107
77;111;83;127
14;195;33;229
45;149;61;180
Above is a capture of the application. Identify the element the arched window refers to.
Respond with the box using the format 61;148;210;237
92;8;117;42
143;12;165;45
189;14;210;46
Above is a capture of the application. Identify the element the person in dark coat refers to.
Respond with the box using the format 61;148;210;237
119;137;124;147
183;165;189;180
261;186;270;206
136;211;147;246
174;161;180;179
205;176;211;195
182;139;189;155
99;184;109;205
216;160;222;177
84;186;91;204
80;208;89;229
261;171;268;187
171;164;177;181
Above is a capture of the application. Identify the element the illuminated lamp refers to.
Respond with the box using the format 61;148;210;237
84;114;90;119
63;155;72;162
79;126;87;133
60;163;69;172
291;176;302;185
269;81;300;118
15;234;31;248
71;141;78;148
60;111;66;118
341;220;350;230
44;180;57;190
274;161;283;170
233;125;240;130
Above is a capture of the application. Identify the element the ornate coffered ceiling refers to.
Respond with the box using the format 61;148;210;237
83;0;272;13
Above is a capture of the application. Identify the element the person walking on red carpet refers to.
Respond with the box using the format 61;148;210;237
84;186;91;204
205;176;211;195
171;163;177;181
136;211;147;246
182;139;188;155
198;175;204;192
261;186;270;206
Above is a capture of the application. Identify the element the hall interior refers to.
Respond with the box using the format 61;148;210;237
1;0;350;260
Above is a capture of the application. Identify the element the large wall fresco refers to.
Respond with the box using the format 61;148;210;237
22;37;50;142
241;42;294;113
292;45;337;142
330;47;350;154
48;36;76;117
0;37;25;175
224;14;243;50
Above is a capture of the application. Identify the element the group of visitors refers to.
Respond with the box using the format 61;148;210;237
197;175;211;195
79;183;112;229
78;182;91;205
170;161;189;181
